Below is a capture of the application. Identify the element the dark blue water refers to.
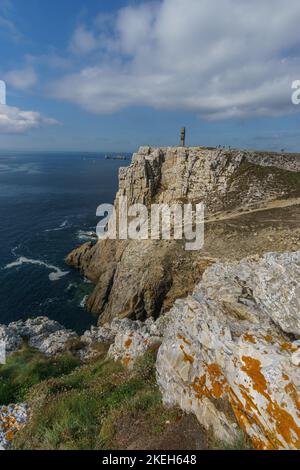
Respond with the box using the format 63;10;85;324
0;151;130;333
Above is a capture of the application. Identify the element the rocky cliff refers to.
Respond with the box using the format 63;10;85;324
2;146;300;451
66;146;300;324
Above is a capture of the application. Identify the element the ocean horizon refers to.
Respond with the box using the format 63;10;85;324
0;150;131;333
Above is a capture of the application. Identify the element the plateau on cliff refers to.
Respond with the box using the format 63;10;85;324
66;146;300;325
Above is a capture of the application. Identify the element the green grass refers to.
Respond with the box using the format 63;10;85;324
9;348;172;450
210;430;253;451
233;161;300;195
0;346;80;405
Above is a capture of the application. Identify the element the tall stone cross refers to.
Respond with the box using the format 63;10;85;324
180;127;186;147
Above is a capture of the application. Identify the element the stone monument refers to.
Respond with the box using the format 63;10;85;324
180;127;186;147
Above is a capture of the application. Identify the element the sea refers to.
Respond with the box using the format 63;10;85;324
0;151;130;333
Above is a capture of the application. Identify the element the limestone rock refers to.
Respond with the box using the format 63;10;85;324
0;317;77;357
78;317;163;362
108;317;166;368
156;251;300;450
0;325;22;355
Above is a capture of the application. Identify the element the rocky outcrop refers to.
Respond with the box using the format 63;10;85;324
0;317;77;357
66;146;300;325
0;315;162;363
156;251;300;450
108;317;166;368
64;145;300;448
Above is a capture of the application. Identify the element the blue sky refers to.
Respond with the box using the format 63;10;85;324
1;0;300;152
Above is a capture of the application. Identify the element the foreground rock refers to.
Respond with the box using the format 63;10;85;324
0;404;29;450
156;251;300;450
68;249;300;450
72;250;299;449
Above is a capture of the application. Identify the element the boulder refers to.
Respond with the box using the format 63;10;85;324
156;251;300;450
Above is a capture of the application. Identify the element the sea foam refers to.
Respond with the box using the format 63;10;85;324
80;295;89;308
45;220;69;232
4;257;69;281
77;230;97;241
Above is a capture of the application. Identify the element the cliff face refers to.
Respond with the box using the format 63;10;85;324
66;146;300;324
118;146;300;211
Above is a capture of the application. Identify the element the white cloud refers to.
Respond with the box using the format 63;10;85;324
52;0;300;119
69;25;100;55
0;103;59;134
5;67;38;90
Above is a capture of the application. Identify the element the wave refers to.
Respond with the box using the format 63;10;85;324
66;282;77;292
80;295;89;308
11;244;21;256
4;257;69;281
77;230;98;241
45;220;69;233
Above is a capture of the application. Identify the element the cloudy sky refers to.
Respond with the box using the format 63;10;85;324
1;0;300;151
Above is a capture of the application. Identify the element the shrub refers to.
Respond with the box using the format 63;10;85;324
133;349;158;383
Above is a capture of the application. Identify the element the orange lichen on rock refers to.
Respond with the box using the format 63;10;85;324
240;356;300;448
5;431;15;442
177;334;192;346
266;399;300;447
284;382;300;415
191;363;227;400
263;335;273;344
123;355;131;367
241;356;268;398
206;364;227;399
228;387;279;450
124;338;132;349
280;342;298;353
179;344;194;364
238;384;260;414
243;334;257;344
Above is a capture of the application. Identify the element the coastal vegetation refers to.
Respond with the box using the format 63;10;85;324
0;348;207;450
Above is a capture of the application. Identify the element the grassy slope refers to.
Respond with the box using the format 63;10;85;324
0;347;210;450
231;162;300;198
0;346;80;405
0;347;252;450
